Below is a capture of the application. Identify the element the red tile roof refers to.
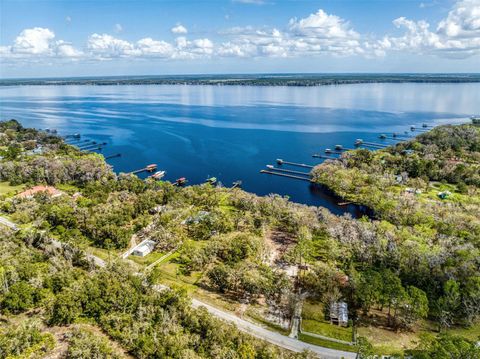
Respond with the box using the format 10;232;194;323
17;185;63;199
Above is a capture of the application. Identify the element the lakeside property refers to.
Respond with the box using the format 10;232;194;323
0;119;479;358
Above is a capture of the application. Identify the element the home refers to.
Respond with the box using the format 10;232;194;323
330;301;349;327
17;185;63;199
132;239;156;257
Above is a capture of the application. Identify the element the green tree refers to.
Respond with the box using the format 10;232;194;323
435;279;460;330
407;333;480;359
398;286;429;328
1;281;34;314
207;264;231;293
356;270;383;315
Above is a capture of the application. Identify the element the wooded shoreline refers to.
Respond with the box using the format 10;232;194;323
2;73;480;87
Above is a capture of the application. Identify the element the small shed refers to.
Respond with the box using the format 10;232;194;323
132;239;156;257
330;301;349;327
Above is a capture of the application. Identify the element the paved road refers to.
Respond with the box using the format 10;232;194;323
191;299;356;359
1;216;356;358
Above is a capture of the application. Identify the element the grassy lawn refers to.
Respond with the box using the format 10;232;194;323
301;302;353;342
87;246;121;261
301;319;353;342
357;326;417;355
0;181;25;196
421;182;480;204
56;183;80;194
128;250;167;267
298;333;357;353
447;321;480;341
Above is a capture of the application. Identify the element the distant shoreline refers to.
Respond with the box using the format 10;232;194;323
1;73;480;87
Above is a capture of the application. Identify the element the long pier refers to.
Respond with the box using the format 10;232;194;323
266;165;310;177
312;154;340;160
379;136;402;141
77;142;98;149
355;141;389;148
392;133;411;139
261;170;312;182
129;164;157;175
131;168;148;174
362;141;389;147
78;142;107;150
276;159;314;169
105;153;121;160
378;134;403;141
358;144;386;149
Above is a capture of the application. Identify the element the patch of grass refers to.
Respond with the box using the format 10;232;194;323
128;250;167;267
193;288;240;313
56;183;80;194
87;246;121;261
357;325;421;356
301;319;353;342
301;302;353;342
447;321;480;341
0;181;25;196
298;333;357;353
302;301;325;322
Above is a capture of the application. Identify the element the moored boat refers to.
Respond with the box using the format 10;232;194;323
146;164;157;172
206;177;217;185
151;170;166;180
175;177;187;186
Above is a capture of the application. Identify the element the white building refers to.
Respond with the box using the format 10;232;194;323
132;239;156;257
330;301;349;327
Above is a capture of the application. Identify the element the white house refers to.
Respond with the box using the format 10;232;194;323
132;239;156;257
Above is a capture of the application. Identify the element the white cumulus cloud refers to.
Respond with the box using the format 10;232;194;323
171;24;188;34
2;27;83;61
12;27;56;55
86;33;139;58
379;0;480;58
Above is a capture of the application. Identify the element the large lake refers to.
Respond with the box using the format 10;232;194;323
1;83;479;215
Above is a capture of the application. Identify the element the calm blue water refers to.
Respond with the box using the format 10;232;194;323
1;83;478;215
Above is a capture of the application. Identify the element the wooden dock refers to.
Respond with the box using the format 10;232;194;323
266;165;310;177
276;159;314;169
105;153;121;160
381;137;402;141
78;142;98;149
261;170;312;182
312;154;340;160
361;141;389;147
358;144;387;149
79;142;107;150
129;164;157;175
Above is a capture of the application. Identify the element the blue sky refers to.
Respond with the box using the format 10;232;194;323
1;0;479;78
